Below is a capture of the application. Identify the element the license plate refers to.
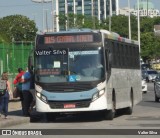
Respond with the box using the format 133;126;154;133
64;103;76;108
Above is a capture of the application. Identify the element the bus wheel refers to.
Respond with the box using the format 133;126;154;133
125;92;133;115
155;93;159;102
104;99;116;120
46;113;56;122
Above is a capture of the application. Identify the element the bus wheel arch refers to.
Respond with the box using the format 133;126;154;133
125;88;134;115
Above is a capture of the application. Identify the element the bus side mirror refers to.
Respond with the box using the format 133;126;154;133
105;49;112;72
28;56;33;71
109;52;112;65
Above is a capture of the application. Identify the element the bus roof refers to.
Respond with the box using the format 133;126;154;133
100;29;138;45
37;28;98;35
37;29;138;45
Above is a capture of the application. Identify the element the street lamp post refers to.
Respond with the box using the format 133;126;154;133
73;0;77;27
89;0;95;29
137;0;141;53
65;0;71;30
147;0;148;17
43;9;49;32
128;0;131;39
92;0;96;29
51;0;54;31
109;0;112;32
31;0;52;31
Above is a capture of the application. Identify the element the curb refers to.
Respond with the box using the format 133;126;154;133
0;117;30;128
0;100;43;128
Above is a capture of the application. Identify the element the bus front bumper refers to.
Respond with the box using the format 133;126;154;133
36;94;108;112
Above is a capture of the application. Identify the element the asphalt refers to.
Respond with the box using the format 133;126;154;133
0;99;30;128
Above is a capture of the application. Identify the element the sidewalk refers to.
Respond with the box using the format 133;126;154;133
0;99;30;128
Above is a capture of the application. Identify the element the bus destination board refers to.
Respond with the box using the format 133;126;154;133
44;34;93;44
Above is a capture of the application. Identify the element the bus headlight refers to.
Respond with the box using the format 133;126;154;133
92;93;99;101
99;89;105;96
36;92;41;98
36;92;47;103
92;89;105;101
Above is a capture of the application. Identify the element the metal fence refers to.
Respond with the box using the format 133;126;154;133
0;42;34;90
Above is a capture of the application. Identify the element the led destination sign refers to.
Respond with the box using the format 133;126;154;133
44;34;93;44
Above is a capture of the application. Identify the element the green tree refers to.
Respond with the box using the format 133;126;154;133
75;14;85;28
140;17;160;61
58;13;66;30
0;32;10;43
140;32;160;61
140;17;154;33
58;13;100;30
0;15;38;43
101;15;138;40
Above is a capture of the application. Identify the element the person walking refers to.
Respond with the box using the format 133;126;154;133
21;68;33;117
0;72;12;119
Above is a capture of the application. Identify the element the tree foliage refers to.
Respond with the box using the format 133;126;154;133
0;15;38;43
58;13;100;30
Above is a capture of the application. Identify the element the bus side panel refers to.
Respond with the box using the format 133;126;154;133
107;68;142;110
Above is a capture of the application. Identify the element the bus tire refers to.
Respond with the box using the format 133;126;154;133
146;77;149;83
125;92;133;115
46;113;56;122
104;94;116;120
155;94;159;102
104;110;115;120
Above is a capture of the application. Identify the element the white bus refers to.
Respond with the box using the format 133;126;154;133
28;29;142;120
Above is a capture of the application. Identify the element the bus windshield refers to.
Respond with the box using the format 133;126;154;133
35;47;105;83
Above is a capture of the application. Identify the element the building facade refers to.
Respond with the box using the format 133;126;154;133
132;0;159;17
54;0;118;31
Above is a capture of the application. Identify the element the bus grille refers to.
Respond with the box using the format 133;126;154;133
38;82;98;92
48;99;91;109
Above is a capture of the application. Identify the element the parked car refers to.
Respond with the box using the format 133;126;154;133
142;70;158;82
154;74;160;102
142;78;147;93
141;63;150;70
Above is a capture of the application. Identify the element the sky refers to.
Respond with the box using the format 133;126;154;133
0;0;160;31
